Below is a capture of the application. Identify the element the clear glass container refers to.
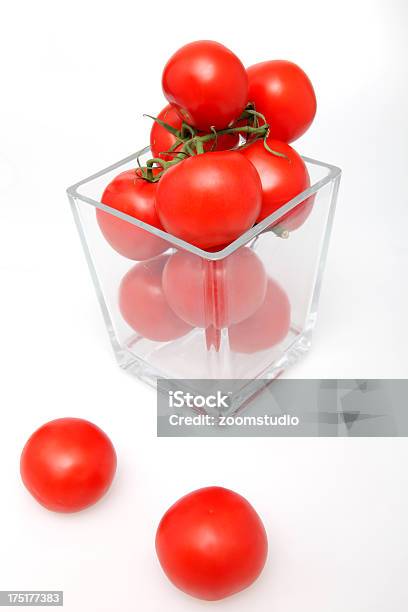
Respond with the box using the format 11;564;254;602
67;147;341;393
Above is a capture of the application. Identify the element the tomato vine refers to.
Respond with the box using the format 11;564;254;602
138;104;288;183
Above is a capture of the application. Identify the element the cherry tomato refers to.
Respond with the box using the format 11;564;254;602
247;60;316;142
150;104;239;161
229;278;291;353
162;247;267;328
156;151;262;250
119;255;192;342
240;138;313;231
156;486;268;601
97;169;168;260
20;418;117;513
162;41;248;131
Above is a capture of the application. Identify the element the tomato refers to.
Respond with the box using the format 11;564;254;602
156;486;268;601
162;247;266;328
247;60;316;142
162;41;248;131
229;278;291;353
97;169;168;260
240;138;313;231
156;151;262;250
20;418;116;513
150;104;239;161
150;105;183;161
119;255;192;342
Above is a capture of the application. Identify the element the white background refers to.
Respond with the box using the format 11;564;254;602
1;0;408;610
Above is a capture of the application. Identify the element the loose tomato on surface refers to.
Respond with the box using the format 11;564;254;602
162;247;267;328
240;137;313;231
229;278;291;353
97;169;168;260
156;486;268;601
155;151;262;250
247;60;316;143
150;104;239;161
20;418;117;513
162;41;248;131
119;255;192;342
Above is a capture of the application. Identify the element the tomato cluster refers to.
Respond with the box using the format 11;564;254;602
98;40;316;257
96;40;318;351
117;250;291;353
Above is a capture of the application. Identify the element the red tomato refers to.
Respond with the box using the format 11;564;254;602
150;105;183;161
156;486;268;601
229;278;291;353
119;255;192;342
156;151;262;250
247;60;316;142
162;41;248;131
150;104;239;161
162;247;267;328
20;418;116;513
240;138;313;231
97;169;168;260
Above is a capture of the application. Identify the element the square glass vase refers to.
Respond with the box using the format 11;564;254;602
67;147;341;393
